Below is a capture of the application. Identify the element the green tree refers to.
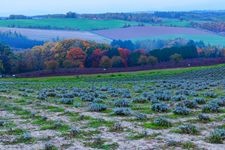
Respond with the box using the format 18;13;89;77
0;60;4;74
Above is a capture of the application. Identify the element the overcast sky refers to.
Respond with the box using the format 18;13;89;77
0;0;225;16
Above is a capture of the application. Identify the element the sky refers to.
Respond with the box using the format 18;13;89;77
0;0;225;16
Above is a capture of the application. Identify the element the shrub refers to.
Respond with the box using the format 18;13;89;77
153;117;172;128
113;108;132;116
0;120;5;126
133;112;147;120
44;141;57;150
114;99;130;107
178;124;199;135
81;94;94;102
60;98;74;105
194;98;206;105
151;103;169;113
208;129;225;143
89;103;107;112
202;103;220;113
198;114;210;122
70;126;80;136
173;106;190;115
133;96;148;103
110;122;123;132
204;92;217;98
183;100;198;109
172;95;186;101
22;132;32;141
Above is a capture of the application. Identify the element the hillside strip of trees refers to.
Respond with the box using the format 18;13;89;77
0;38;225;75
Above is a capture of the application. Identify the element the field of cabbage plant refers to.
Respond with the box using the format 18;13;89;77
1;65;225;150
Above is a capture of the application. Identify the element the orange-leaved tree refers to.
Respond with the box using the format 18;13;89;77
66;47;86;68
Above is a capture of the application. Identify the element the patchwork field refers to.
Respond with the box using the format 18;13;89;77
0;18;141;31
1;65;225;149
0;27;110;43
95;26;225;46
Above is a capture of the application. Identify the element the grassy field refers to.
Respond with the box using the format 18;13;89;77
133;34;225;46
0;18;141;31
1;64;225;149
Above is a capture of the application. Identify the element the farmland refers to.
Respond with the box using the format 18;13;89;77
0;18;141;31
1;17;225;46
1;64;225;149
0;27;110;43
95;26;225;46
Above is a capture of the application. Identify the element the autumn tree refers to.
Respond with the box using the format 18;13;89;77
138;55;148;65
170;53;183;64
148;56;158;66
111;56;123;67
118;48;130;67
90;49;103;67
99;56;111;68
66;47;86;68
45;60;58;71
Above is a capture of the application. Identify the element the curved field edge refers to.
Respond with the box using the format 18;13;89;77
2;64;224;82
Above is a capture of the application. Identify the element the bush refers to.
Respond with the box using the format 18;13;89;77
133;112;147;120
110;122;123;132
113;108;132;116
198;114;210;122
133;96;148;103
151;103;169;113
60;98;74;105
202;103;220;113
70;126;80;136
0;120;5;126
22;132;32;141
204;92;217;98
183;100;198;109
44;141;57;150
208;129;225;143
194;98;206;105
114;99;130;107
153;117;172;128
178;124;199;135
173;106;190;115
172;95;186;101
89;103;107;112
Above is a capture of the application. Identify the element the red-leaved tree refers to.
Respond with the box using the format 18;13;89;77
66;47;86;68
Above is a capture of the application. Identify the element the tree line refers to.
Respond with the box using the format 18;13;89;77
1;39;225;74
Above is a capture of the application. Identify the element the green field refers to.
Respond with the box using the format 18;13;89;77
0;18;142;31
1;64;225;149
155;18;192;27
133;34;225;46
